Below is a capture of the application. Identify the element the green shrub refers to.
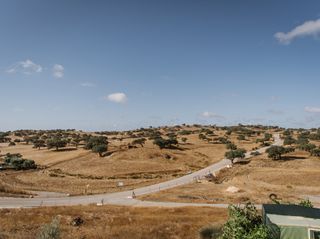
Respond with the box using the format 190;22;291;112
131;138;146;147
226;142;237;150
299;198;313;208
219;203;271;239
8;141;16;146
4;153;36;170
311;148;320;157
178;130;192;135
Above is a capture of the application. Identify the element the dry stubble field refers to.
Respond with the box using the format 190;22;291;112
0;205;227;239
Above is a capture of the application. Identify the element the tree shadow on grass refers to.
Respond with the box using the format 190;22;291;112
279;156;306;161
55;147;77;152
168;146;185;151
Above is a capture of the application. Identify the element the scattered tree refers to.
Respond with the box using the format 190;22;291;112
85;136;108;150
266;146;295;160
153;137;178;149
71;137;81;148
298;143;316;153
33;139;46;150
181;137;188;143
92;144;108;157
263;133;272;141
311;148;320;157
237;135;245;141
8;141;16;146
46;138;67;151
226;142;237;150
198;133;207;140
131;138;146;147
4;153;36;170
225;149;246;163
283;136;296;146
84;136;108;156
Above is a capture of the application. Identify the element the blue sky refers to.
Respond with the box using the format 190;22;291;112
1;0;320;131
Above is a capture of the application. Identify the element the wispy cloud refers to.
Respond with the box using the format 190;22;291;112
106;92;127;104
305;106;320;113
6;59;42;75
201;111;225;119
275;18;320;44
267;109;285;115
80;82;95;87
52;64;64;78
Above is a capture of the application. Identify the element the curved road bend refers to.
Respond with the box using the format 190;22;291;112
0;134;282;209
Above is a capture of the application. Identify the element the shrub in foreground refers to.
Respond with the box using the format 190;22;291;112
219;203;271;239
37;217;60;239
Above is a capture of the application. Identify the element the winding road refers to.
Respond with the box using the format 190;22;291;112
0;134;283;209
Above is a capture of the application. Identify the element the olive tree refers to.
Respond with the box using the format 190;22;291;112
225;148;246;164
131;138;146;147
153;137;178;149
92;144;108;157
85;136;108;157
266;146;295;160
46;138;67;151
33;139;46;150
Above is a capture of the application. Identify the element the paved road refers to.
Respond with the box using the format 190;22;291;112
0;134;283;209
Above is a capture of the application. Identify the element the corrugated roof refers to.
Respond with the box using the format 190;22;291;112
263;204;320;219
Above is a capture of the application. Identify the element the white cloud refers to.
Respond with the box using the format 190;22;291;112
6;59;42;74
52;64;64;78
305;106;320;113
201;111;225;119
275;18;320;44
80;82;95;87
106;93;127;103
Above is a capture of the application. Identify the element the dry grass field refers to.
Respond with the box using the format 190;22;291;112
2;126;319;239
0;126;266;196
140;149;320;207
0;205;227;239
